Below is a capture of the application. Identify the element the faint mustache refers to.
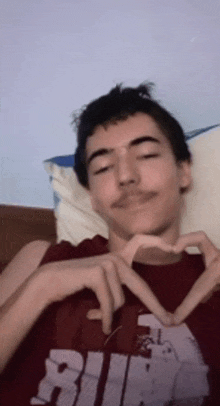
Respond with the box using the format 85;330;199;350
112;191;157;208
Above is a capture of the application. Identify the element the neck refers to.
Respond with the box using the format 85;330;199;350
108;224;182;265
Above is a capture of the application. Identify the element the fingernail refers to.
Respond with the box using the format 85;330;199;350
162;313;174;327
104;327;111;335
172;315;181;325
87;309;101;320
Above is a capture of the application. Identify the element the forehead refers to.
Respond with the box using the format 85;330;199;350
86;113;171;157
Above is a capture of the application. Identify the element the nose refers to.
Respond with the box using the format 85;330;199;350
117;153;140;187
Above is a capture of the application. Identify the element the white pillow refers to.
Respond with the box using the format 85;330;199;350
44;126;220;250
44;162;108;244
181;126;220;250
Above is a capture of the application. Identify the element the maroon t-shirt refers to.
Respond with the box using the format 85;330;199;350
1;235;220;405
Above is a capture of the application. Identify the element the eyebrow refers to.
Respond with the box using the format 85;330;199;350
87;135;160;166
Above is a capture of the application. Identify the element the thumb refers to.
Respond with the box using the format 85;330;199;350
120;234;174;266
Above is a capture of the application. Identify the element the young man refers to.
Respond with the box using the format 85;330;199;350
1;84;220;405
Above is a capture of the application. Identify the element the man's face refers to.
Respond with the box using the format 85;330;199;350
86;113;191;242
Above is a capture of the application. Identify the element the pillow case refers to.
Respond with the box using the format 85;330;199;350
44;157;108;245
44;125;220;250
181;125;220;250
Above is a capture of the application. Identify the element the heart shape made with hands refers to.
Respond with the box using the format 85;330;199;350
121;231;220;325
88;231;220;330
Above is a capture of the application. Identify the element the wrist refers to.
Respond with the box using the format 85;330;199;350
28;265;58;308
31;263;69;306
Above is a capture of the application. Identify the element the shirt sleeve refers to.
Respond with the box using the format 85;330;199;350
40;240;76;266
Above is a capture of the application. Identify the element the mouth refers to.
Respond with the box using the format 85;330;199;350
112;191;157;210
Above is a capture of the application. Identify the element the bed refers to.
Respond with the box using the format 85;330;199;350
0;205;56;273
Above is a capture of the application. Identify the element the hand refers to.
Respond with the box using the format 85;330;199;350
87;232;220;330
42;235;175;335
172;231;220;324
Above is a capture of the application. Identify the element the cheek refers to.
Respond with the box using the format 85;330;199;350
140;161;180;195
89;178;116;211
90;176;115;196
140;160;174;185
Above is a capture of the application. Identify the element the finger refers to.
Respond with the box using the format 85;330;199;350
118;262;173;326
89;272;173;327
86;266;114;335
173;232;219;267
173;268;217;325
87;309;102;320
120;235;174;266
102;260;125;310
87;260;126;325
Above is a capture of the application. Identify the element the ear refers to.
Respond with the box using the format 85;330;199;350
178;160;192;191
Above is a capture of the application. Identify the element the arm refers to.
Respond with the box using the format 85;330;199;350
0;268;52;372
0;255;117;372
0;240;51;372
0;240;51;307
172;231;220;324
0;235;175;372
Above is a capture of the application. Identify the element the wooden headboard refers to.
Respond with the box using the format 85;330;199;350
0;205;56;272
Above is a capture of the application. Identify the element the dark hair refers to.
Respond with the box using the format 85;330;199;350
73;83;191;187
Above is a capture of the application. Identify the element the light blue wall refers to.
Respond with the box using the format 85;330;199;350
1;0;220;207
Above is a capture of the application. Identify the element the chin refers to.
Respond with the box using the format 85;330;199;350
111;218;169;241
122;212;180;239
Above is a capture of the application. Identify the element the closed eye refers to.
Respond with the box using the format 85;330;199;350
138;154;159;160
93;165;113;175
